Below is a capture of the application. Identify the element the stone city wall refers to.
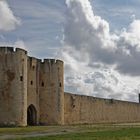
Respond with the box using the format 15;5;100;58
64;93;140;124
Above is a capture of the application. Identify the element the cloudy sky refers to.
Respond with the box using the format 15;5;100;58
1;0;140;102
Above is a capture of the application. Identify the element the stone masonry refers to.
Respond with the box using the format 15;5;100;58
0;47;140;126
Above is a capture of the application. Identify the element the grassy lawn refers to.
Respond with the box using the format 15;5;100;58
15;127;140;140
1;124;140;140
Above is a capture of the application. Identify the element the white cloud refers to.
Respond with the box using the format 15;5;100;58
0;0;20;31
0;40;27;51
58;0;140;102
0;1;25;51
14;40;26;50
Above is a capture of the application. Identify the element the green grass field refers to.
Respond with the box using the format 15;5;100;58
1;124;140;140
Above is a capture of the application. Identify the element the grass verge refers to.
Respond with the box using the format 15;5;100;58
0;124;140;140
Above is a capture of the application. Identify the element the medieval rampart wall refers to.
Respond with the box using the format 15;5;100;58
1;47;140;126
64;93;140;124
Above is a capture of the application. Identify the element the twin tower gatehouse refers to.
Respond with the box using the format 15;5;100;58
0;47;64;126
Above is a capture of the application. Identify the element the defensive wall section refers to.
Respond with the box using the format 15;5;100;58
0;47;140;126
64;93;140;124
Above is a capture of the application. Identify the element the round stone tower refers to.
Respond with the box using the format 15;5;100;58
0;47;28;126
39;59;64;125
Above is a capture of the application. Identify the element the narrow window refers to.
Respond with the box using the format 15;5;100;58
20;76;23;81
59;82;61;87
30;81;33;85
41;82;44;87
72;104;76;108
32;66;35;70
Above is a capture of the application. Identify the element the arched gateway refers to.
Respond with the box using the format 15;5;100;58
27;104;37;125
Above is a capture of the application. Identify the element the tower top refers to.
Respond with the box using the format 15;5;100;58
0;47;27;54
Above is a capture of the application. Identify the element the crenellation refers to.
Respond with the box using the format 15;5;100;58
0;47;14;53
43;59;63;65
50;59;56;64
15;48;27;54
56;59;63;65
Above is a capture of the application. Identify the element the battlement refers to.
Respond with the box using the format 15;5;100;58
65;92;139;105
42;59;63;65
28;57;63;67
0;47;27;55
0;47;14;53
15;48;27;54
28;57;39;62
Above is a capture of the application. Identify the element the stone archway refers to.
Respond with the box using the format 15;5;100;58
27;104;37;125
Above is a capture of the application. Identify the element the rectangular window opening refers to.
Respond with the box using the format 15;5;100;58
20;76;23;81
